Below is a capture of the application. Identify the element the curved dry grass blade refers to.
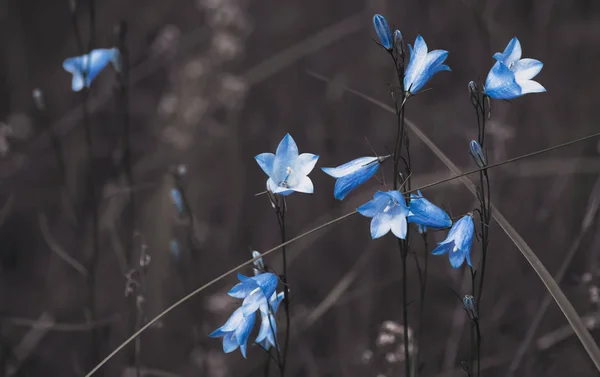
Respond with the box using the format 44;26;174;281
322;75;600;371
39;212;88;276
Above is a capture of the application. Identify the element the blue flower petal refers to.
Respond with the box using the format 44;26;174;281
484;61;521;100
404;35;449;94
331;161;380;200
62;48;120;92
513;58;543;81
432;241;453;255
407;190;452;229
322;156;379;178
255;153;275;176
493;37;522;66
370;212;393;239
296;153;319;175
449;248;467;268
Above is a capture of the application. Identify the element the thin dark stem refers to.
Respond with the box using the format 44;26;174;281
415;233;429;375
273;198;290;377
475;319;482;377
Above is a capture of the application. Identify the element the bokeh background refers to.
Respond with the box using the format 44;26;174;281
1;0;600;376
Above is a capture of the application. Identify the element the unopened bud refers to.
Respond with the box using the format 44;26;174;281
469;140;487;168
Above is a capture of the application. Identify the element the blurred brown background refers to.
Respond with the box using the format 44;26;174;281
1;0;600;376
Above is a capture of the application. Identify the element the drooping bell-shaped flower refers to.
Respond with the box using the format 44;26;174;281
255;134;319;196
322;156;388;200
228;273;278;315
407;190;452;233
256;291;285;350
62;48;120;91
209;307;256;358
404;35;451;95
357;191;410;239
484;37;545;100
432;214;475;268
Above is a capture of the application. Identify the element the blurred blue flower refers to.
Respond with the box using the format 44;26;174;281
170;239;181;260
357;191;409;239
407;190;452;233
322;156;388;200
469;140;487;168
373;14;392;50
432;215;474;268
171;188;184;215
484;37;545;100
209;307;256;358
228;273;278;316
256;291;285;350
255;134;319;196
404;35;450;95
62;48;120;92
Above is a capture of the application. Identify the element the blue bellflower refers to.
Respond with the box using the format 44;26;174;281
322;156;387;200
373;14;393;50
228;273;278;315
255;134;319;196
404;35;450;94
407;190;452;233
432;215;475;268
358;191;409;239
256;291;285;350
62;48;120;92
484;37;545;100
209;307;256;358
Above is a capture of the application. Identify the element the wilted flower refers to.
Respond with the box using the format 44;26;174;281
407;190;452;233
432;215;475;268
62;48;120;91
357;191;409;239
209;307;256;358
256;291;285;350
469;140;487;168
228;273;278;315
373;14;392;50
484;37;545;100
255;134;319;196
404;35;450;95
322;156;389;200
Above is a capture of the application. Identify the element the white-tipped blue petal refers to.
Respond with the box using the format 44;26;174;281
404;35;449;94
432;241;453;255
321;157;379;178
373;14;393;50
289;176;314;194
370;213;393;239
270;291;285;314
222;333;239;353
455;216;475;256
255;153;275;176
242;287;266;315
390;214;407;239
493;37;522;66
296;153;319;175
484;61;521;100
517;79;546;95
234;311;256;351
228;281;255;299
272;134;299;183
512;58;543;81
330;160;380;200
218;307;245;332
357;192;389;217
256;313;277;350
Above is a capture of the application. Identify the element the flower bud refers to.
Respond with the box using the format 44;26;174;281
468;81;479;107
373;14;392;50
393;29;403;54
463;295;477;320
252;250;265;275
469;140;487;168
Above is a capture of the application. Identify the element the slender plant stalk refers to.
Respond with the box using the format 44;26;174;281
273;196;290;377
